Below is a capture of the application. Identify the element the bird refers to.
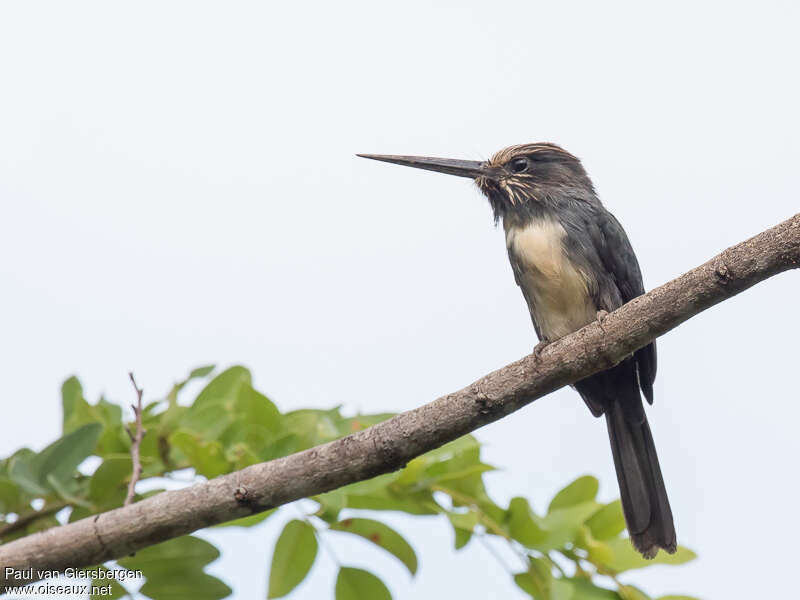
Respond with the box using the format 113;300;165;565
357;143;676;558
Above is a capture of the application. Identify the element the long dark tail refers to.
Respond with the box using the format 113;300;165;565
605;400;676;558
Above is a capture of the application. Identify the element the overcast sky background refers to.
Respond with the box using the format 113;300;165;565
1;2;798;599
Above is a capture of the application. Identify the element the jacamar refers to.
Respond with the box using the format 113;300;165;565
359;143;676;557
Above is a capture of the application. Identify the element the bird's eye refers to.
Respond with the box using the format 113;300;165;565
509;158;529;173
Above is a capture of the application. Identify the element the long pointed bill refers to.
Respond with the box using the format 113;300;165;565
357;153;491;179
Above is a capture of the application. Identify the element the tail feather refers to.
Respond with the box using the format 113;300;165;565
606;400;676;558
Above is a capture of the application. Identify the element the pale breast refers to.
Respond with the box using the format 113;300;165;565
505;217;597;340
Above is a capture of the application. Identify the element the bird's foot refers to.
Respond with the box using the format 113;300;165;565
596;310;609;332
532;339;550;360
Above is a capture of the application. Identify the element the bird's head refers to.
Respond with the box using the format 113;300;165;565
358;142;595;223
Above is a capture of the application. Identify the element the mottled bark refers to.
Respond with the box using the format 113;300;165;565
1;213;798;590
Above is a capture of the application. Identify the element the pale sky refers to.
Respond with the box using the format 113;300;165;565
1;1;798;599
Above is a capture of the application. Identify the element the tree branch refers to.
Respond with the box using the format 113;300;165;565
124;372;145;507
0;504;67;540
1;213;798;589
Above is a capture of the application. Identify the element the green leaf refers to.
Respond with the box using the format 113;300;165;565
339;472;401;496
189;364;216;379
331;518;418;575
268;520;318;598
585;500;626;540
95;398;123;428
432;482;506;528
335;567;391;600
193;366;251;410
169;430;229;479
537;501;602;550
10;423;102;494
563;578;619;599
575;525;614;566
180;403;234;440
117;535;231;599
548;475;599;513
69;506;92;524
423;446;483;480
123;537;207;570
338;475;437;516
8;449;48;495
409;437;497;505
165;365;216;411
551;579;576;600
37;422;103;484
225;442;262;471
314;489;347;523
89;456;132;502
345;489;438;515
90;565;130;599
446;510;478;550
259;433;302;462
429;463;496;486
453;527;472;550
618;585;651;600
394;435;480;487
218;422;274;458
213;509;276;528
604;539;697;572
0;479;21;513
233;384;281;433
446;510;478;530
62;376;93;434
155;402;189;437
95;406;128;457
507;497;546;547
282;408;344;448
46;473;92;508
337;413;394;436
119;535;221;578
513;557;553;599
139;572;232;600
136;430;169;478
61;378;127;457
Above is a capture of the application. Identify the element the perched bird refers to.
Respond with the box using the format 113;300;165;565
358;143;676;558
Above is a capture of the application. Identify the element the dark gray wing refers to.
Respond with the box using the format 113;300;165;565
595;211;657;403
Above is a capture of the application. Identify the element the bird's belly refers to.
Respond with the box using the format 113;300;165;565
518;270;596;340
506;218;597;340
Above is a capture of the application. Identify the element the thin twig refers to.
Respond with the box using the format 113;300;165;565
0;504;68;539
559;548;592;578
476;532;517;574
431;484;511;541
295;503;341;566
124;372;146;506
545;552;568;577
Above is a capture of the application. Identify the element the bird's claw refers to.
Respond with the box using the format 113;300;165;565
532;339;550;360
596;310;609;332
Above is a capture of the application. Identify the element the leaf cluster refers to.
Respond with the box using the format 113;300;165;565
0;366;698;600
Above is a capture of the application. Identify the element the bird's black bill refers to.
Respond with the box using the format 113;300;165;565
357;154;489;179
